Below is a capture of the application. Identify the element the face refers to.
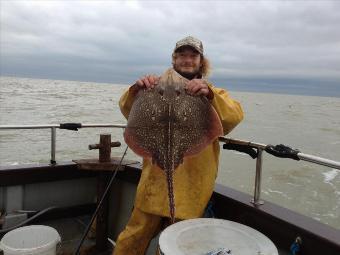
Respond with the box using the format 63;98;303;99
173;47;202;78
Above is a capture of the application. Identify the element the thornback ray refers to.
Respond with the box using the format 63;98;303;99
124;73;223;224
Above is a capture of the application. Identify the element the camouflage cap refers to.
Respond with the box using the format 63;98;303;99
174;36;204;55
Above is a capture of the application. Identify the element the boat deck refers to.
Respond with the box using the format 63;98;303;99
40;216;113;255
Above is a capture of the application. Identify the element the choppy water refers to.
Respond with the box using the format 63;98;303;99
0;76;339;229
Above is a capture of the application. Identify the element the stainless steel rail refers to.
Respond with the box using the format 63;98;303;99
0;124;126;164
219;137;266;205
220;137;340;205
219;137;340;170
1;124;340;206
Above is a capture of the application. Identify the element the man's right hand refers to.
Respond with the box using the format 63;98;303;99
135;75;160;89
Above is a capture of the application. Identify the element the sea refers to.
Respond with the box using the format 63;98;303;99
0;76;339;230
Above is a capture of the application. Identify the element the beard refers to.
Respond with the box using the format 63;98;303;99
175;70;198;80
174;65;201;80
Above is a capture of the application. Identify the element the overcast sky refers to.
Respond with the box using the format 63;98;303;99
1;0;340;90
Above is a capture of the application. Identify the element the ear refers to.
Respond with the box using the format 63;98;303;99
172;57;176;65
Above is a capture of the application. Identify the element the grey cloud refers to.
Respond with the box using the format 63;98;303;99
1;0;339;89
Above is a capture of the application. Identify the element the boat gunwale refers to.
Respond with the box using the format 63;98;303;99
0;162;339;254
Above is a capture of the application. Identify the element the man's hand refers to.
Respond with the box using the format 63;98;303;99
135;75;160;89
185;79;213;99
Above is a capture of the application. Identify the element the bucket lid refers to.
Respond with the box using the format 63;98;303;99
0;225;61;253
159;218;278;255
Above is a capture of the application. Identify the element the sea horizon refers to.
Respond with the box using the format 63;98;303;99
1;75;339;98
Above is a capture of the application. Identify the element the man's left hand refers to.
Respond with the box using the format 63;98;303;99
185;79;213;99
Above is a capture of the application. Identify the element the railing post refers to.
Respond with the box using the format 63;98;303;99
51;127;56;164
251;148;264;205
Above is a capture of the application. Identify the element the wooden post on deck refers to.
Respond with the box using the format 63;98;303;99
96;170;109;251
89;134;115;251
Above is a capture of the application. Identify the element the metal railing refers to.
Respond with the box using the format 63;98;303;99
0;124;126;164
219;137;340;205
1;123;340;206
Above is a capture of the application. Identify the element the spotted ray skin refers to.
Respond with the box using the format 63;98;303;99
124;80;223;223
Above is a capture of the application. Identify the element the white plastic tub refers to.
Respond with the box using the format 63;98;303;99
0;225;61;255
159;218;278;255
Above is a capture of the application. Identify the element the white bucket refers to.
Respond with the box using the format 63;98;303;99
0;225;61;255
159;218;278;255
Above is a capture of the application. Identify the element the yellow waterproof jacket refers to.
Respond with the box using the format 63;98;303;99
119;69;243;219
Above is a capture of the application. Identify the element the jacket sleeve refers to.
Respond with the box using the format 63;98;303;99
208;83;244;135
119;85;139;119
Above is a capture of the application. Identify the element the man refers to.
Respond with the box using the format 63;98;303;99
114;36;243;254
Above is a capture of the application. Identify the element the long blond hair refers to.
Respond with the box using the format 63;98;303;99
172;53;211;78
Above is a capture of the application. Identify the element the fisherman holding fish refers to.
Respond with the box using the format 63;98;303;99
113;36;244;255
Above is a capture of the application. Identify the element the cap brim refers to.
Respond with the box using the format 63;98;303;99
175;45;202;54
